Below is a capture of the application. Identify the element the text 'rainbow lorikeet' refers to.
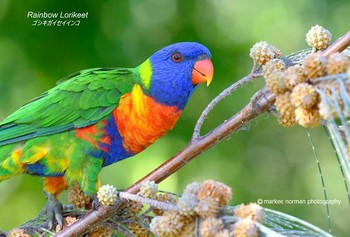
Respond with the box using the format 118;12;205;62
0;42;213;227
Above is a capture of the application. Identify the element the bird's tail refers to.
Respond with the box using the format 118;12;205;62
0;144;23;182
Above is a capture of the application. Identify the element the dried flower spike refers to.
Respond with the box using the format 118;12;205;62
234;203;264;223
196;197;220;218
271;45;282;59
154;192;178;215
139;180;158;198
274;92;296;127
7;229;31;237
303;52;327;78
149;216;163;236
233;218;258;237
183;182;202;196
97;184;117;206
177;193;198;216
326;52;350;75
291;83;319;109
318;100;334;120
275;92;293;115
197;179;232;206
265;71;287;94
306;24;332;50
249;41;278;65
278;113;297;128
284;65;307;89
56;216;78;232
295;107;321;128
215;229;231;237
150;211;185;237
200;216;224;237
126;221;150;237
156;192;177;204
262;58;286;79
64;216;78;226
68;183;92;209
179;221;196;237
89;225;113;237
127;200;144;214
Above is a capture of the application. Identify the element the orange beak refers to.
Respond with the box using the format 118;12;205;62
192;58;214;86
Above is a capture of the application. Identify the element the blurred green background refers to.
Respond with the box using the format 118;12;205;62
0;0;349;235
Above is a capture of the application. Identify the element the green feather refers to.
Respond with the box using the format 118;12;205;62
98;91;112;107
0;68;136;146
88;80;103;90
107;89;120;104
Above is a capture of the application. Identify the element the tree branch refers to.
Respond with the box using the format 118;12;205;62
322;31;350;57
192;72;262;140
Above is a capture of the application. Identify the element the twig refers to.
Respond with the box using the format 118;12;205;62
118;192;178;211
192;72;262;140
322;31;350;57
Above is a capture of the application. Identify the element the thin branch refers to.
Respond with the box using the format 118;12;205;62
118;192;178;211
192;72;262;140
322;31;350;57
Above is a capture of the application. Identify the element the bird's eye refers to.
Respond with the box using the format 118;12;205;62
171;52;183;63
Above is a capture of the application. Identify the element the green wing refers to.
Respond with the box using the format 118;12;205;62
0;68;136;146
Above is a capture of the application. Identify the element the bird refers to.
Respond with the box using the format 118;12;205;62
0;42;213;228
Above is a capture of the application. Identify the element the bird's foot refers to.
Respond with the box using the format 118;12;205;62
91;195;100;210
39;193;64;230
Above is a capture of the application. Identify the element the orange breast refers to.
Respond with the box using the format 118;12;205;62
114;85;182;154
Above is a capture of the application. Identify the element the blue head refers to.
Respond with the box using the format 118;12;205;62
138;42;214;110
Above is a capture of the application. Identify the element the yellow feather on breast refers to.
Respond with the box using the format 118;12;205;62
115;84;182;154
132;84;148;117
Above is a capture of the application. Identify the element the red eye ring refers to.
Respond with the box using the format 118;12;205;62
171;52;182;63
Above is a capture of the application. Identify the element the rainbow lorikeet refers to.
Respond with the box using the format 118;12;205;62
0;42;213;227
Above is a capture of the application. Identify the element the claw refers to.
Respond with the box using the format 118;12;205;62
40;192;64;230
92;195;100;210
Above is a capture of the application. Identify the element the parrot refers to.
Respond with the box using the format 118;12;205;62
0;42;213;228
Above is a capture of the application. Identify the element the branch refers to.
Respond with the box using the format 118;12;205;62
54;30;350;237
118;191;178;211
192;72;262;140
322;31;350;57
